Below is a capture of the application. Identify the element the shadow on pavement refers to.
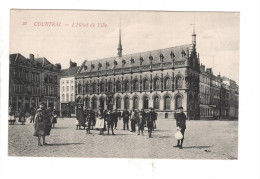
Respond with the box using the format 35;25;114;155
52;127;70;129
47;143;84;146
183;146;212;149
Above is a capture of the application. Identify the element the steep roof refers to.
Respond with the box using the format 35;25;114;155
78;44;192;74
61;66;80;77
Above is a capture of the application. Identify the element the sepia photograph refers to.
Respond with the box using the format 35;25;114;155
7;10;239;159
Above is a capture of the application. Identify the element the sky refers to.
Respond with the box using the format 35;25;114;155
10;10;239;84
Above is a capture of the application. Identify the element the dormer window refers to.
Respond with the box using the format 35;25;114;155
114;60;118;67
91;64;95;70
122;59;126;67
130;58;135;64
139;57;144;65
159;53;164;62
149;55;153;61
170;51;175;59
98;63;102;70
106;62;109;68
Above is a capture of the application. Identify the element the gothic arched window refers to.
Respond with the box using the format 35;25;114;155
143;79;149;91
175;95;182;109
116;81;121;92
125;80;130;91
85;83;89;93
133;96;139;109
100;82;105;93
85;98;90;108
133;79;139;91
153;96;160;110
164;96;171;110
164;77;171;90
154;78;160;90
93;83;97;93
176;76;183;89
92;97;97;109
143;96;149;109
108;81;113;92
116;97;121;109
124;97;129;109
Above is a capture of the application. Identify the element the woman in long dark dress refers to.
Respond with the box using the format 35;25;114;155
33;102;52;146
76;104;86;130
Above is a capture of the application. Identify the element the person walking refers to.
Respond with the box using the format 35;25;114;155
95;110;105;136
130;110;137;132
33;102;52;146
30;106;36;123
8;105;16;125
138;110;145;135
151;108;157;130
106;110;115;135
85;109;92;134
147;108;154;138
113;109;119;130
51;108;58;128
122;109;130;130
18;105;26;125
76;104;86;130
174;107;187;149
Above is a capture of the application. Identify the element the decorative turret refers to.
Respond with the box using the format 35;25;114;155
117;23;123;57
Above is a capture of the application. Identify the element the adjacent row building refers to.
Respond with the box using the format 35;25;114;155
9;53;61;113
10;28;239;120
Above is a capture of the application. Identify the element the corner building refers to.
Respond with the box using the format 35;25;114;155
75;30;200;120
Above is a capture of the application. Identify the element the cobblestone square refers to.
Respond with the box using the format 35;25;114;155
8;118;238;159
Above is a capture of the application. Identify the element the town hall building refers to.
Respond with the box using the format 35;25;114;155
75;28;201;120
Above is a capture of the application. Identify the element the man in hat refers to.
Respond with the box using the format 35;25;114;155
174;107;187;149
122;108;130;130
151;108;157;130
147;108;154;138
33;102;52;146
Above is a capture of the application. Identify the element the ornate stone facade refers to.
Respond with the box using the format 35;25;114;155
75;31;200;120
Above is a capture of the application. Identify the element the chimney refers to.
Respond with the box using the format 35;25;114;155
55;63;61;70
206;68;212;74
29;54;34;61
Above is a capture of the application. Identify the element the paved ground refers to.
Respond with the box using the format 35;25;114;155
8;118;238;159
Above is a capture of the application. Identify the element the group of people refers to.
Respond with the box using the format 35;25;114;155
8;105;58;128
76;105;158;138
9;102;187;149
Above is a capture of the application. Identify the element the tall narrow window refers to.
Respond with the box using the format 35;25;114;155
133;96;139;109
78;83;82;94
153;96;160;109
108;82;113;92
176;76;183;89
143;79;149;91
175;95;182;109
164;77;171;90
93;83;97;93
116;97;121;109
124;97;129;109
125;80;130;91
143;96;149;109
92;98;97;109
100;82;105;92
116;81;121;92
133;79;139;91
164;96;171;110
154;78;160;90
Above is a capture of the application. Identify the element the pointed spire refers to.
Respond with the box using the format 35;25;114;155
117;17;123;57
192;16;196;46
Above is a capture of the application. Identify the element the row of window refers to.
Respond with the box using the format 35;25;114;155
77;77;183;94
62;80;74;84
62;85;74;92
12;70;40;81
44;86;58;96
12;85;40;95
200;75;210;84
61;93;74;102
81;95;183;110
44;74;58;84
